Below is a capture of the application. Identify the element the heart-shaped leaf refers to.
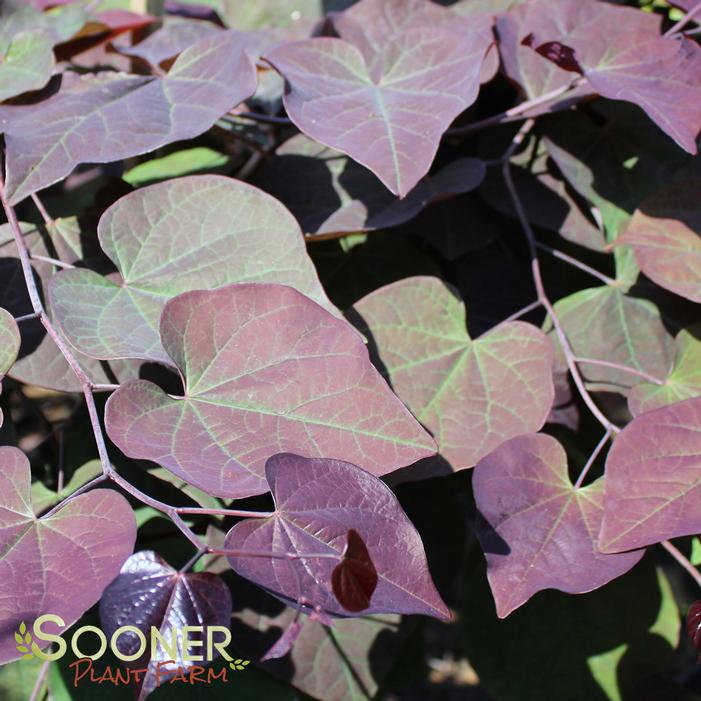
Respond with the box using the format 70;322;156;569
99;550;232;700
497;0;659;102
0;31;257;204
0;307;20;427
629;327;701;416
0;446;136;664
50;175;335;364
265;0;492;195
550;286;674;393
474;433;643;618
619;175;701;303
350;276;555;471
105;283;436;499
225;453;449;619
599;397;701;552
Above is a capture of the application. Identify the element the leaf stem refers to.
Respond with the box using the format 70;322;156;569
29;253;75;269
501;120;621;436
502;299;542;323
13;311;40;323
175;506;274;519
666;0;701;36
447;78;586;136
30;192;54;226
573;429;611;490
660;539;701;590
27;658;50;701
535;242;616;286
573;357;666;386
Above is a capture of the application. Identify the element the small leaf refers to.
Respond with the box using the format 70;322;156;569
13;634;21;646
17;624;25;636
331;529;378;613
15;647;27;654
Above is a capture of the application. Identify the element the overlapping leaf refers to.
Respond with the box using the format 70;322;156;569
0;307;20;428
551;286;674;393
473;433;643;618
351;276;554;471
497;0;659;102
265;0;493;195
105;284;436;499
99;551;232;700
0;31;257;204
50;175;335;363
254;134;486;235
0;446;136;664
0;221;139;392
225;453;449;618
629;327;701;416
620;175;701;303
600;397;701;552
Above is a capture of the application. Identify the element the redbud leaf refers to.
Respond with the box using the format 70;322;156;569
225;453;449;619
331;529;378;613
0;307;20;428
105;284;436;499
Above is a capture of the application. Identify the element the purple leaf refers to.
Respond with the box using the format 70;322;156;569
497;0;658;101
688;600;701;662
99;550;232;700
351;276;555;472
0;31;257;204
265;0;493;196
599;397;701;552
105;284;436;499
619;174;701;303
49;175;335;363
523;37;583;74
225;453;449;619
474;433;643;618
254;133;486;235
331;529;378;613
0;446;136;664
260;619;302;662
0;307;20;427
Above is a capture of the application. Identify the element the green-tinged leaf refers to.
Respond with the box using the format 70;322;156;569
351;276;555;472
0;655;49;701
50;175;337;363
30;460;103;515
123;147;231;187
0;306;20;428
629;326;701;415
462;553;679;701
550;286;674;394
0;31;54;103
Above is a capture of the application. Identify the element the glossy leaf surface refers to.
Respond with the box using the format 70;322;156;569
105;284;436;498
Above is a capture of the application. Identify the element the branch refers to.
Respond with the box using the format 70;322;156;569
666;0;701;36
574;357;665;386
535;242;616;287
573;429;611;489
501;120;621;436
661;540;701;590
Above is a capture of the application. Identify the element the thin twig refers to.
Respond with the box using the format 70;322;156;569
666;0;701;36
175;506;274;519
30;253;75;269
501;120;621;436
91;383;121;392
14;311;40;323
535;242;616;287
30;192;53;226
661;540;701;590
574;357;665;386
179;548;206;574
447;77;586;136
574;429;611;490
502;299;542;323
27;659;50;701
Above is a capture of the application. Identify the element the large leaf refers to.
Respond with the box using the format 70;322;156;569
462;552;679;701
619;175;701;303
225;453;449;619
105;284;436;499
99;551;232;700
473;433;643;618
0;31;257;204
0;307;20;428
629;327;701;416
50;175;335;364
0;445;136;664
264;0;492;195
253;134;486;236
551;286;674;394
0;221;139;392
350;276;554;472
599;396;701;552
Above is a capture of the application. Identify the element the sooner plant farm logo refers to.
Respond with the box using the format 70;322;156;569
15;615;249;688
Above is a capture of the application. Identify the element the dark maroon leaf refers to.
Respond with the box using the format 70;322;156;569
599;397;701;552
688;600;701;662
105;284;435;498
331;529;378;613
0;446;136;664
0;31;257;204
524;38;583;74
99;550;232;700
473;433;643;618
264;0;493;195
225;453;449;619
